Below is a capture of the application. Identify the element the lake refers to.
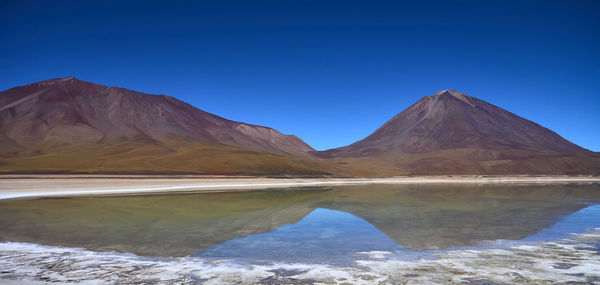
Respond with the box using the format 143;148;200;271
1;183;599;284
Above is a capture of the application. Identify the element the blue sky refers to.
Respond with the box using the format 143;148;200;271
1;0;598;151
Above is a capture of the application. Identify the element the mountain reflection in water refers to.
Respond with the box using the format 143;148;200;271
0;183;599;259
194;208;403;265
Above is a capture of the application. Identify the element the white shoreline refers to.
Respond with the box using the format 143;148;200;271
1;228;599;284
1;176;599;200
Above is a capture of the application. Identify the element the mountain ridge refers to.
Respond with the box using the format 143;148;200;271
1;77;598;175
0;77;330;175
0;77;314;156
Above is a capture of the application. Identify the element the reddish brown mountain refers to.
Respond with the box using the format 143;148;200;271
318;90;600;175
1;79;597;175
0;77;313;156
0;77;327;175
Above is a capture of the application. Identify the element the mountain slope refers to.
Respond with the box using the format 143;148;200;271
0;77;328;175
318;90;600;175
1;80;597;176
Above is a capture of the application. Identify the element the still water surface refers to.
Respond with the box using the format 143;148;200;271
1;183;599;283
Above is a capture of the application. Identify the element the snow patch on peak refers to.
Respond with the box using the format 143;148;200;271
433;89;474;107
434;89;468;97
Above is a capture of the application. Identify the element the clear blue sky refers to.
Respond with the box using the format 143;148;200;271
1;0;598;151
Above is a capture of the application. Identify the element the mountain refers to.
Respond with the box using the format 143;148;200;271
318;90;600;175
1;79;597;176
0;77;329;175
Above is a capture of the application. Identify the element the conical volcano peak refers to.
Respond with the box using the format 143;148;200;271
433;89;474;106
317;88;597;175
433;89;469;97
433;89;468;96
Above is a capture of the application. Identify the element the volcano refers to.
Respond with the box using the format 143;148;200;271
0;77;327;175
1;80;598;175
317;90;600;175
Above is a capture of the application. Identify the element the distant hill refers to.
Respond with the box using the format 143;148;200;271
317;90;600;175
1;79;598;175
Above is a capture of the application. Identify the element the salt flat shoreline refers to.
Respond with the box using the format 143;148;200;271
0;175;599;200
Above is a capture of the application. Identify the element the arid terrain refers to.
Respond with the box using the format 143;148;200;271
1;78;599;176
1;174;599;200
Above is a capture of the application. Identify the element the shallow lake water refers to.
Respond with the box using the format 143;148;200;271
1;183;599;284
